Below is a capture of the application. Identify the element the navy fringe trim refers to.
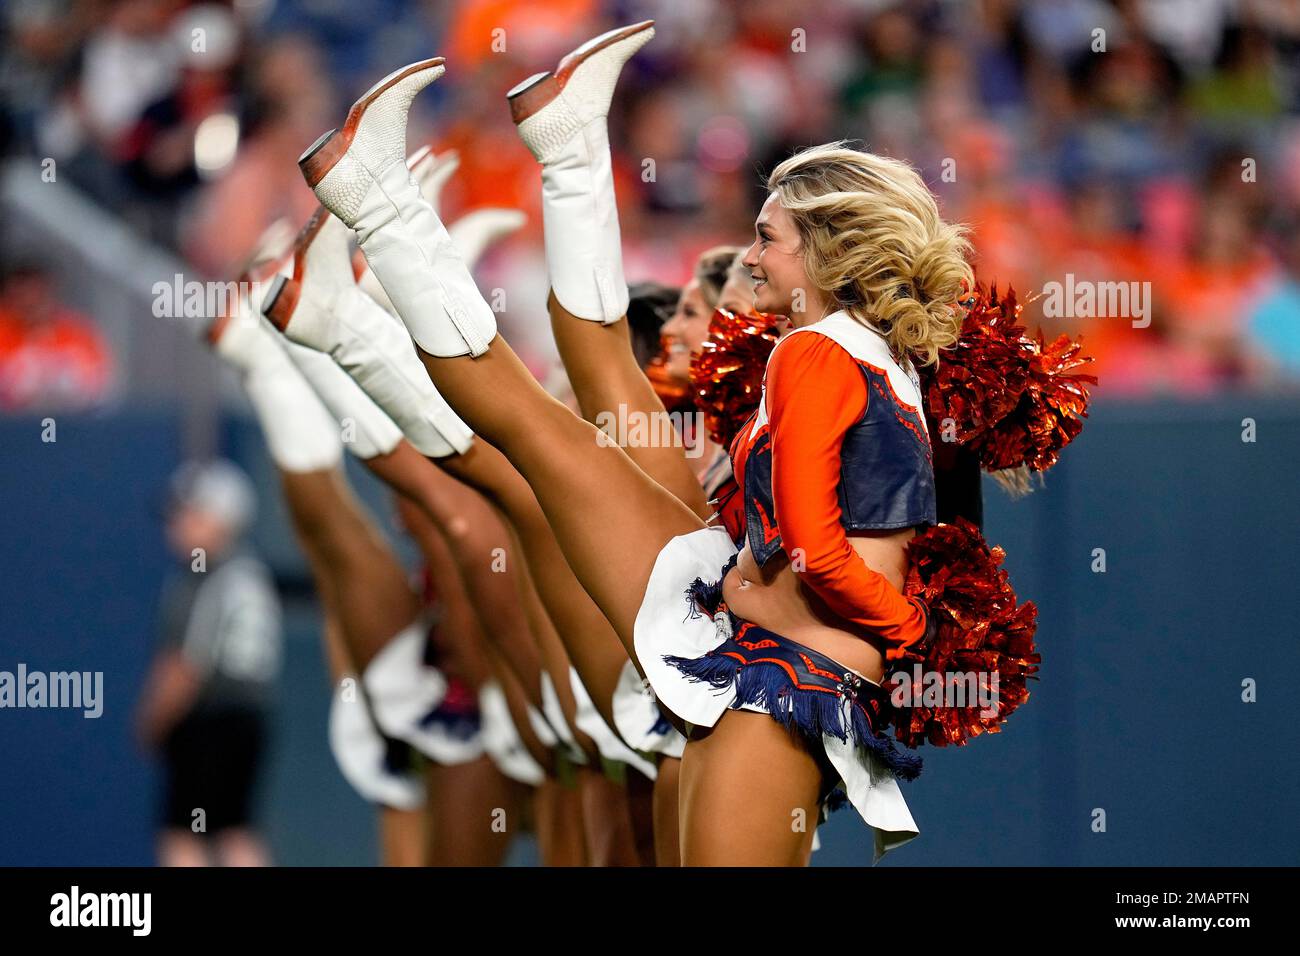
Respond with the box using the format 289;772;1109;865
664;649;924;783
683;554;738;620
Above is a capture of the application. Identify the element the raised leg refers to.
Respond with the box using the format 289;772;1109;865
507;21;706;518
374;440;598;761
438;435;681;709
422;345;705;648
279;467;419;668
547;292;710;519
297;36;705;650
513;549;600;763
369;441;546;707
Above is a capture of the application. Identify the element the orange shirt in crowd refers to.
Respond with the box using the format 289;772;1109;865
0;308;115;411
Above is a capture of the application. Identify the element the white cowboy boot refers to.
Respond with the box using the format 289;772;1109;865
247;217;295;271
207;294;342;474
361;205;527;319
299;58;497;358
412;146;460;217
508;20;654;324
262;206;473;458
447;207;527;272
278;333;405;462
238;251;405;463
356;147;462;314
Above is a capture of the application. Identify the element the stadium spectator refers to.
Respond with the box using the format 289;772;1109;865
0;262;115;412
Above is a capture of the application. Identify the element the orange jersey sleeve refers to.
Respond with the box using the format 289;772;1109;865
765;331;929;657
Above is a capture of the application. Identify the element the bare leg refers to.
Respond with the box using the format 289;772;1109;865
422;343;705;650
213;828;272;867
317;609;351;685
578;767;642;866
370;440;545;706
426;756;522;866
382;444;597;761
395;494;533;864
158;831;209;867
624;765;658;867
285;480;433;865
533;777;587;867
652;755;683;867
438;441;635;725
548;291;709;519
279;467;418;670
377;808;426;866
513;551;600;762
396;499;491;688
678;711;822;866
486;644;555;775
439;427;686;872
403;509;551;770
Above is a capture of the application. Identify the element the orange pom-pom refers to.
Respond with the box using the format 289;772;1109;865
689;307;782;448
887;517;1040;748
922;283;1097;476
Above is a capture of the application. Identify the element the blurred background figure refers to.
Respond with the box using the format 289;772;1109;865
135;459;282;867
0;260;116;412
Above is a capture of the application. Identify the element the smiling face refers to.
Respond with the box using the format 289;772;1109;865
741;192;828;324
660;276;712;380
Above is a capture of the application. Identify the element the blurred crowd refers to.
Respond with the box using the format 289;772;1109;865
3;0;1300;408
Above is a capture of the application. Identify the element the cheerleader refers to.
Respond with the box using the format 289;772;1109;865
260;184;647;757
205;291;452;862
257;195;657;861
291;18;984;864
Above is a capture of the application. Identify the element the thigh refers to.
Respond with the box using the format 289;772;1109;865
446;435;703;659
549;299;710;520
678;710;822;867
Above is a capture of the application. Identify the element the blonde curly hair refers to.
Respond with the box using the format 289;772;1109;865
767;142;973;366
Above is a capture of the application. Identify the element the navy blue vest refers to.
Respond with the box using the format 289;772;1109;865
731;313;937;567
